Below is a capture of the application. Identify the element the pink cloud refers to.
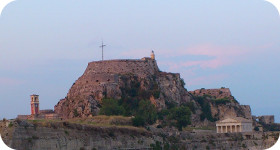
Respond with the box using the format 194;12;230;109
159;44;251;69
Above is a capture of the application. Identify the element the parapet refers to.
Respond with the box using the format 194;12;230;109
84;58;159;77
258;115;275;124
189;88;233;100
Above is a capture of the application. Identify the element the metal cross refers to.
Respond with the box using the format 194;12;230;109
100;41;106;61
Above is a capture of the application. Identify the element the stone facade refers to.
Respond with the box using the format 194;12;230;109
216;117;253;133
258;115;275;124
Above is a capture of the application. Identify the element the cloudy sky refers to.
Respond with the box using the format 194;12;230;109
0;0;280;122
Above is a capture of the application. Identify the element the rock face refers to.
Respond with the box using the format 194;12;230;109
190;88;252;121
55;58;193;119
1;120;279;150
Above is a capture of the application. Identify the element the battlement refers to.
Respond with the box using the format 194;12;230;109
190;88;233;100
84;58;159;77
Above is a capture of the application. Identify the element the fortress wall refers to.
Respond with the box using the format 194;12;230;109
259;115;275;124
76;74;119;86
84;59;159;77
190;88;232;99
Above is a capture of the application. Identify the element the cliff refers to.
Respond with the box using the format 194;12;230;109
1;119;278;150
189;88;252;125
54;58;194;119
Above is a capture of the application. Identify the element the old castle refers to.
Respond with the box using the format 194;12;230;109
17;51;275;133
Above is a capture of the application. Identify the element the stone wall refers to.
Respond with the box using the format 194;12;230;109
39;109;55;114
259;116;275;124
84;58;159;77
190;88;233;100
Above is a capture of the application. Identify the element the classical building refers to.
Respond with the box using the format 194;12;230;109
17;94;60;120
216;117;253;133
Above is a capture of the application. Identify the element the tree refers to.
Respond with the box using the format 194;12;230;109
99;99;125;116
137;100;157;125
168;106;191;131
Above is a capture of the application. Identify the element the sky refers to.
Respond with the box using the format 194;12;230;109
0;0;280;122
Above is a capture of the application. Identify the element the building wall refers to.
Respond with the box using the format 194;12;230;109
241;122;253;132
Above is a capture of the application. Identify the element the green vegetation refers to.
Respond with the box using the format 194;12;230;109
73;109;79;117
8;122;13;128
158;106;192;131
64;130;69;135
100;99;125;116
167;106;191;131
213;98;231;105
132;100;157;126
194;96;215;122
97;76;193;130
99;98;157;126
254;126;259;131
180;78;185;87
99;99;192;130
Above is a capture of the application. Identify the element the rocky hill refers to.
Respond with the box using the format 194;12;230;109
189;88;252;123
54;58;194;119
54;56;254;127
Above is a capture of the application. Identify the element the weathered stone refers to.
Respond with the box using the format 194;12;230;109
54;58;194;119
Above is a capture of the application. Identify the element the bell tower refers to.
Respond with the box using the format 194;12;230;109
30;94;39;115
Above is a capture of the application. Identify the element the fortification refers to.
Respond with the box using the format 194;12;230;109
258;115;275;124
190;88;233;100
84;58;159;77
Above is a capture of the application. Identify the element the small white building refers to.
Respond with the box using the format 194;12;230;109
216;117;253;133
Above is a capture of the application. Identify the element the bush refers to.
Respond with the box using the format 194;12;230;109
136;100;157;125
194;96;215;122
73;109;79;117
180;78;186;87
214;98;230;105
168;106;191;131
182;102;196;113
254;126;259;131
100;99;125;116
132;116;145;127
8;122;13;128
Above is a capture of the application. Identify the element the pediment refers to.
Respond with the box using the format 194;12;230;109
219;118;240;123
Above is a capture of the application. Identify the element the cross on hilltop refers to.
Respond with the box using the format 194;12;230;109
100;41;106;61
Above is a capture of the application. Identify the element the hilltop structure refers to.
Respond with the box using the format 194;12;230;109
17;95;60;120
54;51;196;120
